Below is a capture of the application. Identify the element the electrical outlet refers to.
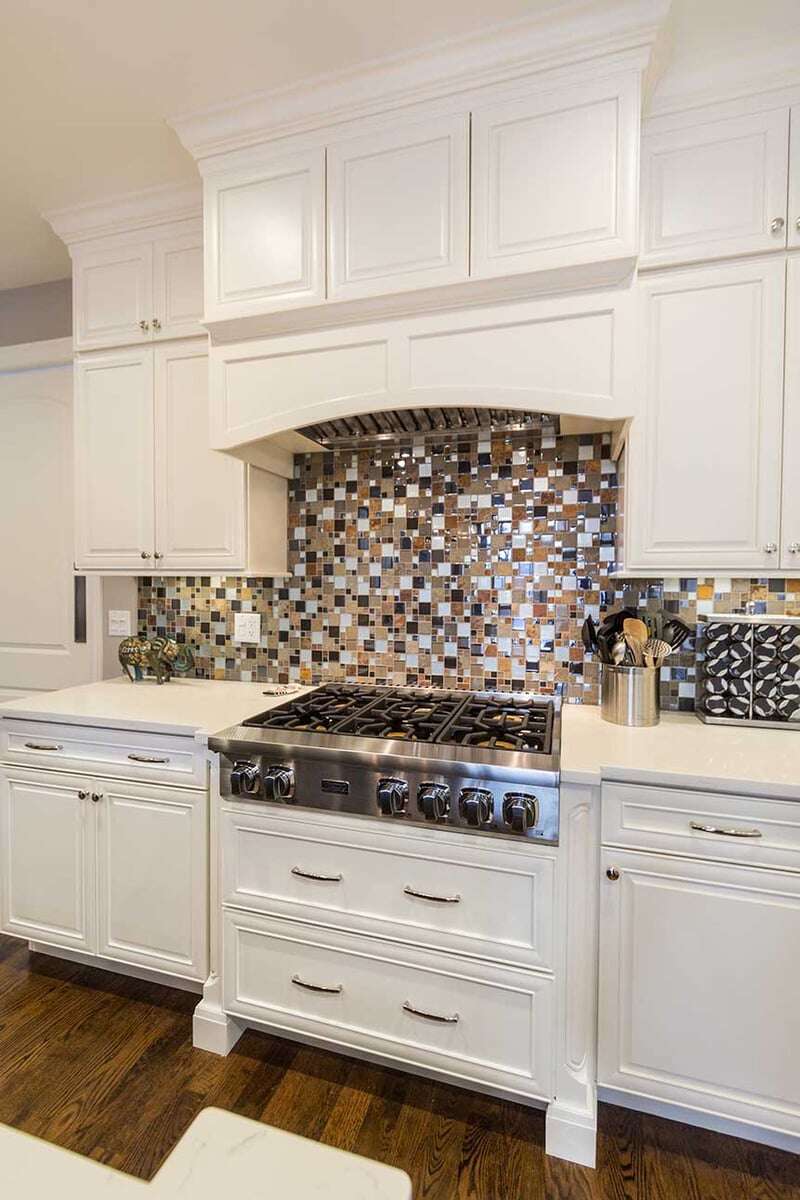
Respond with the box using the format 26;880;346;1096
234;612;261;643
108;610;132;638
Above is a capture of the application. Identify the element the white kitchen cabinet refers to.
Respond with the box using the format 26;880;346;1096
0;765;207;983
598;848;800;1136
204;148;325;323
75;340;288;574
327;115;469;300
72;223;203;351
782;258;800;568
790;105;800;250
0;768;96;954
470;73;639;282
624;256;786;573
640;108;790;268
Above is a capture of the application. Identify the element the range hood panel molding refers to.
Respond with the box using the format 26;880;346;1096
209;288;637;459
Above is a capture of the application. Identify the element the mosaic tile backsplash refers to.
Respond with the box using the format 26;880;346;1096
137;428;800;709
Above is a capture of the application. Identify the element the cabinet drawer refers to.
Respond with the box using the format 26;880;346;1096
602;781;800;870
221;805;555;969
223;908;553;1100
0;719;205;788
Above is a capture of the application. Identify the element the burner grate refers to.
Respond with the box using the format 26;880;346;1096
437;696;554;754
334;689;465;742
242;684;390;732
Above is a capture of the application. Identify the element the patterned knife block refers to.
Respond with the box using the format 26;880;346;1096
696;614;800;727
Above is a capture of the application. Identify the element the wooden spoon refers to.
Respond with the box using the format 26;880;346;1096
623;617;649;644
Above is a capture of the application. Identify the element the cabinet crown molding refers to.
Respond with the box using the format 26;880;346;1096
44;181;202;248
169;0;669;162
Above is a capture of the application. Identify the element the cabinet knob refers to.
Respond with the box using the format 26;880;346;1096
771;216;785;233
789;543;800;554
138;319;150;333
796;217;800;232
152;317;161;331
606;867;620;881
764;543;778;554
77;790;89;800
91;793;102;803
153;551;163;560
141;551;152;560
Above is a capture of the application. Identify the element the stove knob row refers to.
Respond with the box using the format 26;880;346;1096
502;792;539;833
230;760;262;797
459;787;494;827
418;783;450;822
263;764;295;801
377;777;408;815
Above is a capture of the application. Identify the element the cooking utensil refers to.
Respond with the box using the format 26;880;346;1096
624;632;645;666
623;617;649;645
610;635;627;665
661;617;691;650
581;615;599;654
643;638;672;668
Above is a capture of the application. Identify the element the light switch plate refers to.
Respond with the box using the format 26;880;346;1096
234;612;261;643
108;610;132;638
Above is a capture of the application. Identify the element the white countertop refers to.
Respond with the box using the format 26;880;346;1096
561;704;800;799
0;678;311;741
0;1106;411;1199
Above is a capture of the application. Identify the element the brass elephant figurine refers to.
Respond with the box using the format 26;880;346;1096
119;636;194;685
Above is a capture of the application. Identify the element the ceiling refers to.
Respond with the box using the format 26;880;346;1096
2;0;799;291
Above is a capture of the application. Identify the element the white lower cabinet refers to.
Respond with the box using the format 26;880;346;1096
0;766;208;983
598;847;800;1135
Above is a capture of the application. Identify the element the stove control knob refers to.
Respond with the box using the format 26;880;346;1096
503;792;539;833
377;777;408;815
418;783;451;822
230;760;262;797
263;765;294;801
459;787;494;827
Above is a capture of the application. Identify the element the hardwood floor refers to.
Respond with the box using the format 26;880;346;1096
1;935;798;1198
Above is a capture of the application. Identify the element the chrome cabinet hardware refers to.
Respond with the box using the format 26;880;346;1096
141;551;152;560
771;216;785;233
797;217;800;231
91;792;103;803
24;742;62;752
138;319;150;332
606;867;620;881
689;820;762;838
404;885;461;904
789;543;800;554
402;1000;459;1024
764;543;778;553
153;552;163;560
291;973;343;995
77;790;89;800
291;866;343;883
128;753;170;764
152;317;161;330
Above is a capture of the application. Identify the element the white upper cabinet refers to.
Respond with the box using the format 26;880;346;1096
152;230;204;340
640;108;790;268
470;74;640;281
204;148;326;321
73;241;154;351
790;105;800;249
782;257;800;570
327;115;469;300
626;256;786;573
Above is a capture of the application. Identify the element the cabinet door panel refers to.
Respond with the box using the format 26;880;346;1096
599;849;800;1130
74;350;154;570
0;769;95;953
790;106;800;250
97;779;207;981
154;341;245;571
152;229;204;339
628;257;785;571
782;257;800;568
641;108;790;267
328;115;469;300
74;242;153;350
205;149;325;320
471;74;639;279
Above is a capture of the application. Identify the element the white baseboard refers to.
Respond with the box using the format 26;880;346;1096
27;941;203;995
546;1100;597;1167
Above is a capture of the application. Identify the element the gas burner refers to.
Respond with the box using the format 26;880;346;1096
334;689;465;743
242;684;390;732
439;695;553;754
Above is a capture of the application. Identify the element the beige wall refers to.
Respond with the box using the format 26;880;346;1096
101;576;138;680
0;278;71;347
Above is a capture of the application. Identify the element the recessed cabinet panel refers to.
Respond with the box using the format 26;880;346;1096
791;105;800;250
74;242;153;350
205;149;325;319
783;257;800;569
152;231;204;339
328;116;469;299
628;257;785;571
471;75;638;278
599;850;800;1127
154;342;245;571
0;770;95;953
74;350;155;570
641;109;790;267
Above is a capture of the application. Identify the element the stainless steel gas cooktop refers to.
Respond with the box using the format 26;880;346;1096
210;684;561;842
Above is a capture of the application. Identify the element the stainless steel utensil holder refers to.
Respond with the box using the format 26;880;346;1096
601;664;660;727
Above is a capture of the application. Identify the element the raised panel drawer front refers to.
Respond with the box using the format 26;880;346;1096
598;849;800;1133
602;781;800;871
641;108;790;268
471;73;639;279
327;115;469;300
223;908;553;1100
74;241;153;350
0;719;205;788
221;806;554;969
0;768;96;953
628;257;785;571
205;148;325;320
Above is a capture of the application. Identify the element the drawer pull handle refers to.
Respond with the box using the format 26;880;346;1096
291;974;343;995
403;1001;459;1024
689;820;762;839
291;867;343;883
24;742;62;752
404;885;461;904
127;754;170;764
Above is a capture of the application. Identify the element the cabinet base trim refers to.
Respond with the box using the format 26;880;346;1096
192;998;246;1055
545;1097;597;1168
598;1085;800;1155
27;940;204;994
